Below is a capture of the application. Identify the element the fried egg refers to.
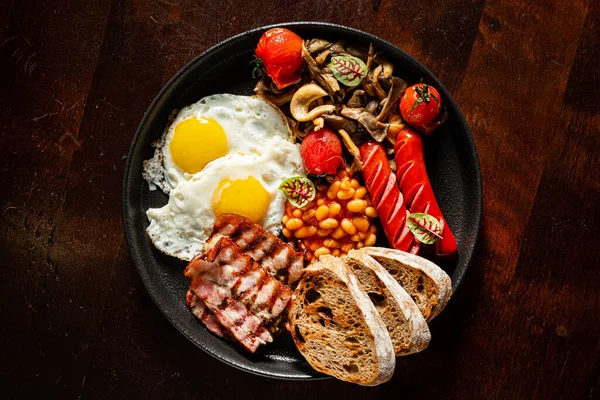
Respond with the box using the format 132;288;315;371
146;144;304;261
142;94;292;193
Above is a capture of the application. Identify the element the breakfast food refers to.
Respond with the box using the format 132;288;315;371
281;169;378;262
207;213;305;285
360;247;452;321
399;83;443;134
255;28;304;89
394;127;457;258
141;27;461;385
345;250;430;355
359;141;415;251
146;145;303;261
290;255;395;386
143;94;297;193
300;128;343;175
184;237;293;352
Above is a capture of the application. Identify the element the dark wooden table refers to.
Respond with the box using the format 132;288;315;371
1;0;599;398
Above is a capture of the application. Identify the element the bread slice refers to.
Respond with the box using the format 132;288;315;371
290;255;395;386
345;250;430;355
360;247;452;321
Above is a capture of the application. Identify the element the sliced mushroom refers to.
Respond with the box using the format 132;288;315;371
315;49;331;65
313;117;325;130
329;41;345;54
365;44;374;71
348;158;363;175
340;107;364;120
302;44;343;102
302;121;316;135
376;77;407;121
306;38;331;54
341;107;389;142
346;90;367;108
382;61;393;79
321;114;357;134
358;113;389;142
388;111;403;125
255;87;295;107
361;76;376;97
338;129;362;166
379;60;394;86
290;83;336;122
365;99;379;114
345;45;369;61
371;65;387;100
287;117;304;142
386;123;405;144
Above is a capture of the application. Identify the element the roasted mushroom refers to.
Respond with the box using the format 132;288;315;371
254;78;295;106
365;99;379;115
302;44;343;102
346;90;367;108
290;83;336;122
371;65;387;100
315;49;331;65
306;38;331;54
376;77;407;121
321;114;358;133
341;108;389;142
329;41;345;54
358;113;389;142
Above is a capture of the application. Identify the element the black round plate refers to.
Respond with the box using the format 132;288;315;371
122;22;482;380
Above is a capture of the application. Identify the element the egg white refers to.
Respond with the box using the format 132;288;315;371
146;143;304;261
142;94;292;193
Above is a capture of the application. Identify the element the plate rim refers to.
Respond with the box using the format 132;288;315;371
122;21;483;380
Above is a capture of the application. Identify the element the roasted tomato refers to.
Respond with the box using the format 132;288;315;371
399;83;443;134
255;28;304;90
300;128;343;175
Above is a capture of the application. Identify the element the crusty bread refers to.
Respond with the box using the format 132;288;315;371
345;250;430;355
290;255;395;386
360;247;452;321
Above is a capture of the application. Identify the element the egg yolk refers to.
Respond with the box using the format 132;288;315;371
170;117;228;174
212;177;270;222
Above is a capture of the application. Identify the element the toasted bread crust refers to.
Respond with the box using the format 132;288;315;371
345;250;431;355
360;247;452;320
290;256;395;386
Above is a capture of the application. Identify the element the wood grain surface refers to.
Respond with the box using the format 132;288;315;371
1;0;599;398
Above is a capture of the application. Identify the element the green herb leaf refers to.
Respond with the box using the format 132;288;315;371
279;176;316;208
407;212;443;244
330;55;368;87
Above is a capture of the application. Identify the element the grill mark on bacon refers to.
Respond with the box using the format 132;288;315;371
210;214;304;285
186;289;233;339
233;265;269;307
186;215;304;349
184;236;292;352
228;222;251;243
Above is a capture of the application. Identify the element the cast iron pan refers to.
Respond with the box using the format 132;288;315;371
123;22;482;380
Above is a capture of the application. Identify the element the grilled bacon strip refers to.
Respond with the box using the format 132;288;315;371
208;214;305;285
360;141;417;252
186;289;234;340
394;127;457;259
184;237;293;353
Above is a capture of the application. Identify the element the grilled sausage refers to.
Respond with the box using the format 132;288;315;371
359;141;418;252
394;127;457;259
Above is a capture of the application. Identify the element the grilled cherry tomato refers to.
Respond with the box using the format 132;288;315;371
300;128;343;175
399;83;442;134
255;28;304;90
